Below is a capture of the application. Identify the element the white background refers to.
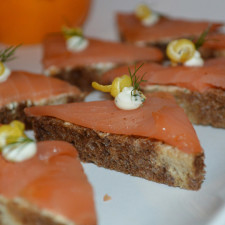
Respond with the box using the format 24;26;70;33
3;0;225;225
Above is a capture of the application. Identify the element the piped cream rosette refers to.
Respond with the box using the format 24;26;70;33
0;121;36;162
62;26;89;52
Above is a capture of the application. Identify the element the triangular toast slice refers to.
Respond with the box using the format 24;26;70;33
0;141;97;225
0;71;84;128
42;34;163;91
25;93;205;190
102;61;225;128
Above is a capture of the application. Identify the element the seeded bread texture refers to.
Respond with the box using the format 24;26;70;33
31;116;205;190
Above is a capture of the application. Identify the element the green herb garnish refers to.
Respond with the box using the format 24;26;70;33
0;136;34;152
128;63;146;91
1;136;36;162
62;26;84;39
0;45;21;63
128;63;146;100
194;25;211;50
3;136;34;148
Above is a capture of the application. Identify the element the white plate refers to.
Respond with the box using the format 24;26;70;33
84;93;225;225
4;0;225;224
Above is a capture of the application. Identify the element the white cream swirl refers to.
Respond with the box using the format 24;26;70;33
66;36;89;52
2;141;37;162
184;51;204;67
115;86;145;110
0;64;11;82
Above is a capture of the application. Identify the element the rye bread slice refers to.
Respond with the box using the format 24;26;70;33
31;116;205;190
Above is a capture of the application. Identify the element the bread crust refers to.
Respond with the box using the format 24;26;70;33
32;116;205;190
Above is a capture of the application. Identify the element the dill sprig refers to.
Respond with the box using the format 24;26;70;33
194;25;211;50
0;45;21;63
7;136;34;146
62;26;83;39
0;135;36;162
128;63;146;92
0;136;34;151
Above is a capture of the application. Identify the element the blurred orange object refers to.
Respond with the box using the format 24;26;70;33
0;0;91;45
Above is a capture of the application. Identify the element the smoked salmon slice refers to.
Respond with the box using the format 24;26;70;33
102;60;225;92
0;71;82;107
203;33;225;50
25;93;203;154
0;71;84;127
204;57;225;67
199;33;225;58
0;140;97;225
42;34;163;92
101;61;225;128
117;13;222;45
43;34;163;71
